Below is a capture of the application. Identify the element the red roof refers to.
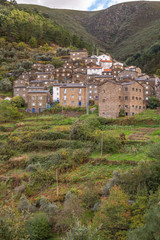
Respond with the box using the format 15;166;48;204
100;60;112;62
104;69;112;72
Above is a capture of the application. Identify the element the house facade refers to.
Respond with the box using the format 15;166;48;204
99;80;145;118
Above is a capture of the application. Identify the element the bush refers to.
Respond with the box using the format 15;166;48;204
11;96;25;108
147;96;159;109
26;213;52;240
0;78;12;91
128;205;160;240
81;182;99;209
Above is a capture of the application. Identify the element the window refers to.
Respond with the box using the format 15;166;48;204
119;105;121;108
38;76;40;78
23;88;25;91
139;89;141;92
21;81;23;83
32;96;35;100
72;88;74;91
72;95;74;98
44;76;46;78
125;105;128;108
136;106;138;109
17;89;19;91
45;82;47;84
132;112;134;116
132;105;134;108
125;87;128;91
39;96;42;100
119;96;121;99
32;103;35;106
139;97;141;100
95;90;97;93
64;96;66;101
132;88;134;91
146;86;148;89
39;103;42;106
89;91;92;93
64;89;67;94
103;90;105;93
132;96;134;100
125;96;128;100
79;96;81;100
72;101;74;105
79;89;82;94
89;86;92;88
57;92;59;95
102;99;105;102
95;86;97;88
146;91;148;94
136;97;138;100
146;97;148;100
146;82;148;85
139;106;141;109
89;96;92;99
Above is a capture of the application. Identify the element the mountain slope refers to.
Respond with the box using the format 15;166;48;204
20;1;160;67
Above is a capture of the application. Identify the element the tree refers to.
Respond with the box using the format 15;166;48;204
147;96;159;109
29;36;38;48
26;213;52;240
0;78;12;91
0;100;23;122
128;206;160;240
11;96;25;108
93;186;131;240
156;69;160;77
63;217;99;240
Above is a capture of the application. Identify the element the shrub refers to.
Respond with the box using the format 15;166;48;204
93;186;130;240
26;213;52;240
128;205;160;240
11;96;25;108
147;96;159;109
0;78;12;91
81;182;99;209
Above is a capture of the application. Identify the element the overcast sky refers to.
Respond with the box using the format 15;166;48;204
17;0;159;11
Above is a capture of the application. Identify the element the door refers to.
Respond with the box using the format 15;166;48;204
47;104;50;109
32;108;35;113
39;108;41;113
79;101;81;106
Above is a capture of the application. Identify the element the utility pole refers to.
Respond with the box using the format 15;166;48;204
56;169;59;197
86;76;89;115
101;132;103;156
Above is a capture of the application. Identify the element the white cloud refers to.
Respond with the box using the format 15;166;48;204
92;3;105;11
17;0;97;10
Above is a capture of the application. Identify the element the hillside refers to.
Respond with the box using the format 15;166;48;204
20;1;160;72
1;109;160;239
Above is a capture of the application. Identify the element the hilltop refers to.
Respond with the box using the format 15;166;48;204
20;1;160;73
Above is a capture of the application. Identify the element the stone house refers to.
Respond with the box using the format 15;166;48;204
59;84;86;107
27;90;51;113
99;80;145;118
87;66;103;75
70;49;88;61
83;57;97;65
54;67;72;80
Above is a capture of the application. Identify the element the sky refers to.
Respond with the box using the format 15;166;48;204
17;0;159;11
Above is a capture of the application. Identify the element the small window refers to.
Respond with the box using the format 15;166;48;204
125;105;128;108
139;106;141;109
146;97;148;100
64;89;67;94
132;105;134;108
125;87;128;91
146;91;148;94
119;96;121;99
125;96;128;100
32;96;35;100
72;95;74;98
39;103;42;106
136;88;138;92
72;88;74;91
39;96;42;100
139;97;141;100
32;103;35;106
79;96;81;100
132;96;134;100
102;99;105;103
72;101;74;105
132;88;134;91
132;112;134;116
103;90;105;93
136;106;138;109
136;97;138;100
64;96;66;101
139;89;141;92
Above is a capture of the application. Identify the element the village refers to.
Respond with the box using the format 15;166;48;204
13;49;160;118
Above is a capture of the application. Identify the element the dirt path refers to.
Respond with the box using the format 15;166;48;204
128;128;158;141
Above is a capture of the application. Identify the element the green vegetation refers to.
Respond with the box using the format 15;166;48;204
0;109;160;239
